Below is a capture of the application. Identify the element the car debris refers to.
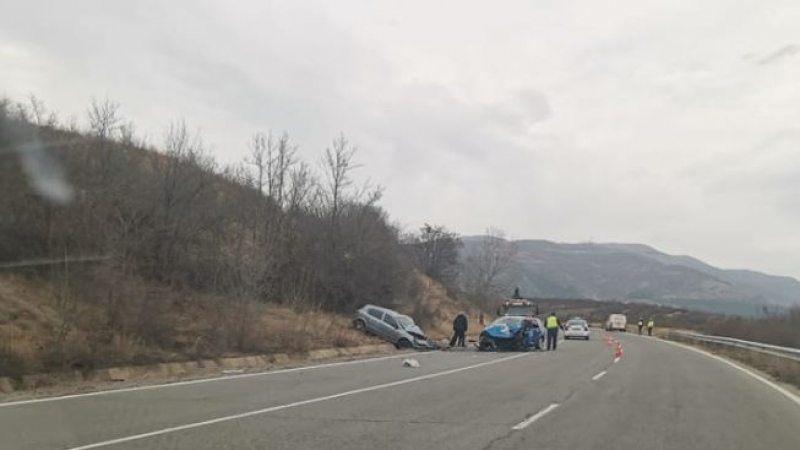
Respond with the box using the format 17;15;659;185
402;358;420;368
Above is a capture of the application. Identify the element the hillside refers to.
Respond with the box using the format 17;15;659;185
462;237;800;315
0;99;467;379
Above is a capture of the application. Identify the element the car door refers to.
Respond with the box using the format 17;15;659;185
381;313;401;342
365;308;385;337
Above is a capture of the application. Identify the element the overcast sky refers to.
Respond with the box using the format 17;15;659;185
2;0;800;278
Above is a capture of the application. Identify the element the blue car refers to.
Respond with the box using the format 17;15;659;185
478;316;543;351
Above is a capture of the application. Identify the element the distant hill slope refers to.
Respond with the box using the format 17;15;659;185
462;237;800;315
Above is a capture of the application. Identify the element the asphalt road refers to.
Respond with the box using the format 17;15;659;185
2;333;799;450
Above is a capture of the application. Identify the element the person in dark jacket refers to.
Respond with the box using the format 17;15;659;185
450;313;468;347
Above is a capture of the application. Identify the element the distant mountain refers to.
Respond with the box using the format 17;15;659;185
461;238;800;315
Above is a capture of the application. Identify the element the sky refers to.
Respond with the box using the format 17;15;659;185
2;0;800;278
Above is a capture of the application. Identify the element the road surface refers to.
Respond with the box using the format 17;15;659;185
1;333;798;450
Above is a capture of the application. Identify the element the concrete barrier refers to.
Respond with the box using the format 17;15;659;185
106;367;130;382
218;357;240;369
199;359;219;369
3;343;396;395
142;364;170;378
165;362;186;376
308;349;339;360
181;361;200;373
245;356;263;367
271;353;291;365
0;377;14;394
21;374;56;389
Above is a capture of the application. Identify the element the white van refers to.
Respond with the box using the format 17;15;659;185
605;314;627;332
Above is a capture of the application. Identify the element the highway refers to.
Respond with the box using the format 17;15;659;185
1;333;799;450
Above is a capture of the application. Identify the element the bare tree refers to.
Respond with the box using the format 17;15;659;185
288;162;314;212
407;224;462;292
118;120;142;147
87;98;120;139
461;228;517;324
322;134;357;225
246;131;272;196
27;94;57;127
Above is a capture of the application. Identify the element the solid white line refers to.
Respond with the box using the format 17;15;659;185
0;352;432;408
66;352;529;450
660;339;800;408
511;403;560;430
592;371;607;381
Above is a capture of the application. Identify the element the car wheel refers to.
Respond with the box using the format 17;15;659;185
396;339;413;349
354;319;366;333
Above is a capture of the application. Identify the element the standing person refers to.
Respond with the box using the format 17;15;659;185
647;317;655;336
545;312;562;351
637;318;644;335
450;313;468;348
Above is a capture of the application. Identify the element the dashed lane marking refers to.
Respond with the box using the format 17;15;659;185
512;403;560;430
592;371;607;381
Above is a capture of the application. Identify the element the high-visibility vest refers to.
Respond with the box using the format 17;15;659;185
647;320;654;328
546;316;559;329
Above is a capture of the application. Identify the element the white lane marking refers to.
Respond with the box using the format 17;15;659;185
511;403;560;430
660;339;800;408
614;357;621;364
0;352;434;408
592;371;607;381
66;353;529;450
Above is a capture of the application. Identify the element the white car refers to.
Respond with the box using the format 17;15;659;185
564;319;590;340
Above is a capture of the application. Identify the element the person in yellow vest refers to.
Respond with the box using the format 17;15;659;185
647;318;655;336
545;312;563;351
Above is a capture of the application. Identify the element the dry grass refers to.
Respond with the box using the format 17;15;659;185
392;273;483;341
0;274;381;379
705;309;800;349
251;306;377;354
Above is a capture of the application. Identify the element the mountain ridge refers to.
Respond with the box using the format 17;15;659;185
461;236;800;314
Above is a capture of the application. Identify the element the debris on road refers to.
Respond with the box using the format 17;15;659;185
402;358;420;368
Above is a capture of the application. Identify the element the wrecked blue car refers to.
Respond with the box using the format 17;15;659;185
478;316;543;351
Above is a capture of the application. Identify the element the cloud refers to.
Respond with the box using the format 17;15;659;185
757;44;800;66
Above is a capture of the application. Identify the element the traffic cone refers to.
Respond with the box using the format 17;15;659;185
614;342;623;359
604;335;612;347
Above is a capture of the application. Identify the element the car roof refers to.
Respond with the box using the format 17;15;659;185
363;304;400;316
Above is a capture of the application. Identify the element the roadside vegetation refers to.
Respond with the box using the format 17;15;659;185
0;96;469;379
703;308;800;349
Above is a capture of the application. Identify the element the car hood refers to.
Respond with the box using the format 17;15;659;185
403;325;426;339
482;322;522;339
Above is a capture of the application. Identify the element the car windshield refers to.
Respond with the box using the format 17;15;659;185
396;315;415;329
567;321;586;327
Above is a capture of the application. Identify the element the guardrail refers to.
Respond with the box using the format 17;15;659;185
667;331;800;362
